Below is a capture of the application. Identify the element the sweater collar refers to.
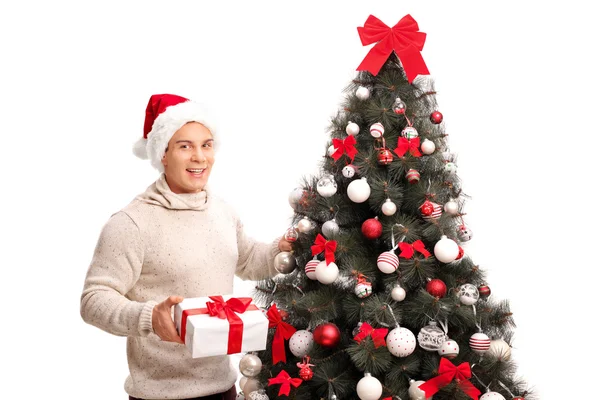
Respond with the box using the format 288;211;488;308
137;173;210;211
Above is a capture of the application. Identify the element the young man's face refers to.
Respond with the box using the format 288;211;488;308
161;122;214;194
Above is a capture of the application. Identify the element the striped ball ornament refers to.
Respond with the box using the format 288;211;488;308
304;259;319;280
377;250;399;274
401;126;419;139
369;122;385;138
421;202;442;221
406;168;421;184
354;282;373;298
469;332;491;354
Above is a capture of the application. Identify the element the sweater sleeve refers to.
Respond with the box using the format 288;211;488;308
234;215;282;281
80;211;158;337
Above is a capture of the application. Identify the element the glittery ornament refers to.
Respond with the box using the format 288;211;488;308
386;327;416;357
361;217;382;239
458;283;480;305
417;321;447;351
426;278;447;298
478;284;491;299
377;147;394;165
406;168;421;183
421;201;442;221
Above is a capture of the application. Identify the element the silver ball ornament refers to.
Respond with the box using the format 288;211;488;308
342;164;358;178
242;378;262;397
288;188;303;208
457;224;473;241
458;283;480;305
297;217;312;233
239;354;262;377
322;219;340;238
317;174;337;197
274;251;296;274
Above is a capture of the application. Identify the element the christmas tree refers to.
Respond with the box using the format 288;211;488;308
238;15;532;400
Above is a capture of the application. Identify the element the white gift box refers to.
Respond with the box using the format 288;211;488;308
174;295;269;358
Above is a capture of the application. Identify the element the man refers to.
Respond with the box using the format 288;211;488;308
81;94;293;400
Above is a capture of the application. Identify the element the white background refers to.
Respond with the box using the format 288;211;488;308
1;1;597;399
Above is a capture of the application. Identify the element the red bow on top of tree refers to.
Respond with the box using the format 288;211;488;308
394;137;422;157
353;322;389;348
356;14;430;81
398;240;431;259
332;135;358;161
311;234;337;265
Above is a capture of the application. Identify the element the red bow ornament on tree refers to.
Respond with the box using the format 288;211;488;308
356;14;430;81
311;234;337;265
418;358;482;399
394;137;422;157
268;370;303;396
332;135;358;161
266;304;297;364
398;240;431;259
353;322;389;348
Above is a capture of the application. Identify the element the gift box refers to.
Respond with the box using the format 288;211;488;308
174;295;269;358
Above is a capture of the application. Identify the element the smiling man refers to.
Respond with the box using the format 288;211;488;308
80;94;293;400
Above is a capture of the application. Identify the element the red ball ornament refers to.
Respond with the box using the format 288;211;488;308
313;323;341;348
377;148;394;165
430;111;443;124
420;200;434;216
426;279;447;298
361;217;382;239
299;366;313;381
278;308;290;321
456;246;464;260
478;284;491;300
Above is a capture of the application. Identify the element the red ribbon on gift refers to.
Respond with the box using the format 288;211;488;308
356;14;429;81
268;370;303;396
418;358;482;400
311;234;337;265
266;304;297;364
179;296;257;355
332;135;358;161
353;322;389;348
394;137;422;158
399;240;431;259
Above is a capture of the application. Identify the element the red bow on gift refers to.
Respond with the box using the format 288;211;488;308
332;135;358;161
418;358;482;400
268;370;303;396
356;14;430;81
311;234;337;265
394;137;422;157
353;322;389;348
266;304;297;364
398;240;431;259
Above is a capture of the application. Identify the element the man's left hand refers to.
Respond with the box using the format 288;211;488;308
278;235;293;252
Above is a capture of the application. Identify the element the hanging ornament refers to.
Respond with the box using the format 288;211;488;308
362;217;382;239
488;338;512;360
401;126;419;139
342;164;358;178
322;219;340;238
469;332;491;354
356;373;383;400
444;162;457;174
377;250;399;274
426;278;447;298
406;168;421;184
284;227;298;242
317;174;338;197
441;151;454;162
421;138;435;155
247;390;269;400
480;392;506;400
242;379;262;397
386;326;416;357
289;330;314;358
391;284;407;301
457;224;473;241
239;354;262;378
417;321;447;351
393;97;406;114
304;258;319;280
346;121;360;136
478;284;491;300
420;200;442;221
288;188;304;209
235;392;245;400
438;339;460;359
347;177;371;203
239;377;248;392
408;379;431;400
381;198;397;216
434;235;459;263
370;122;385;138
327;145;336;156
297;216;312;233
296;356;315;381
356;86;370;100
313;322;341;348
377;147;394;165
444;200;459;215
274;251;297;274
458;283;480;305
315;260;339;284
456;246;464;260
430;111;443;124
354;274;373;298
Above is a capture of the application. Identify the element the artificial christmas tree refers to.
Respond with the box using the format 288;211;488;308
243;14;532;399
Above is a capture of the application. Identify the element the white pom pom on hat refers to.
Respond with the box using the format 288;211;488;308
133;93;216;172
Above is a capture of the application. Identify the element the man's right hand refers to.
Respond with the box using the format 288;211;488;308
152;295;185;344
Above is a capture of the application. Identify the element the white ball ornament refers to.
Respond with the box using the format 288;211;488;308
297;216;312;233
346;121;360;136
488;338;511;360
457;224;473;241
480;392;506;400
355;282;373;298
356;86;370;100
444;162;457;174
438;339;460;359
347;177;371;203
315;261;339;284
391;284;407;301
408;379;432;400
434;235;459;263
469;332;491;354
342;164;358;178
386;327;416;357
369;122;385;138
356;373;382;400
377;250;399;274
304;259;319;280
322;219;340;238
381;198;397;216
289;329;314;358
420;139;435;155
239;353;262;377
327;144;336;156
317;174;337;197
458;283;480;305
444;200;459;215
288;188;303;208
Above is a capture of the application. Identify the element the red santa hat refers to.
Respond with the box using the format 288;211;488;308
133;94;216;171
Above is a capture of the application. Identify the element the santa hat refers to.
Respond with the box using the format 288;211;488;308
133;93;216;172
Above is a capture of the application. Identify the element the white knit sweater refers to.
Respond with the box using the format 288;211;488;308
80;174;280;399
